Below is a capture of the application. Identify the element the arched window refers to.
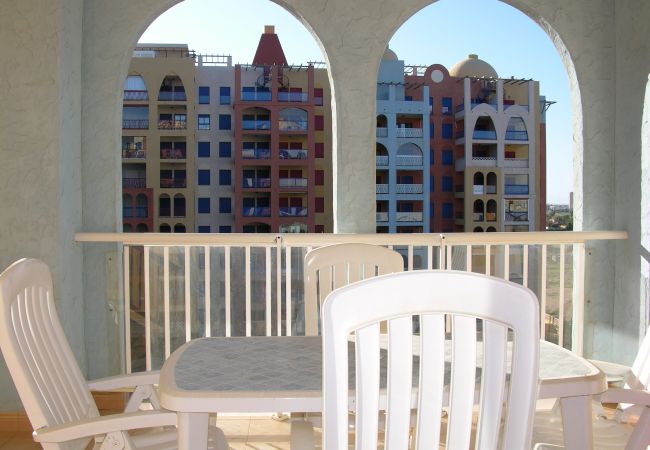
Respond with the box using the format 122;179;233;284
173;223;186;233
396;143;423;166
136;194;148;218
486;172;497;194
506;116;528;141
122;194;133;218
376;114;388;137
158;74;186;101
123;223;133;232
123;75;148;101
473;116;497;140
173;194;186;217
159;223;171;233
159;194;171;217
279;108;307;131
473;226;484;232
486;226;497;232
486;199;497;221
473;199;485;222
473;172;484;194
376;143;388;166
135;223;148;233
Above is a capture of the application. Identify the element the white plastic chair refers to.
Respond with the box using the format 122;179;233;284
322;270;540;450
0;258;228;450
534;329;650;450
303;243;404;336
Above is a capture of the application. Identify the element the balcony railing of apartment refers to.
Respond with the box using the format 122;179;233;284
122;149;146;159
473;213;485;222
473;185;484;195
160;148;186;160
74;230;628;372
241;90;272;101
505;130;529;141
242;120;271;130
279;120;308;132
473;130;498;140
123;90;149;101
486;212;497;222
158;91;187;102
122;119;149;129
125;206;149;218
396;211;423;222
505;184;530;195
376;127;388;138
122;178;146;189
396;156;423;166
505;211;529;222
160;178;187;188
486;186;497;194
376;156;389;166
376;184;389;194
396;183;424;194
278;92;308;102
242;148;271;159
157;120;187;130
242;178;271;188
376;212;389;222
279;149;308;159
396;128;423;138
279;207;308;217
278;178;308;188
242;207;271;217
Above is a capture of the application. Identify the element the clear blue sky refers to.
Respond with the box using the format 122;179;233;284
140;0;572;205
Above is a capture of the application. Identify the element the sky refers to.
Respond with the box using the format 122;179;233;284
139;0;573;205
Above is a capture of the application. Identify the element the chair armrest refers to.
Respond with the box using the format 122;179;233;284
87;371;160;391
32;410;176;443
588;359;631;384
598;388;650;407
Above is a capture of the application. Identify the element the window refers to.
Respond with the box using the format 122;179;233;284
314;88;323;106
442;123;453;139
430;148;435;165
219;114;231;130
430;123;434;138
429;202;435;218
198;225;210;233
198;86;210;104
442;176;453;192
219;197;232;213
315;170;324;186
219;141;231;158
314;115;324;131
442;150;453;165
315;224;325;233
219;225;232;233
315;142;324;158
197;197;210;214
430;176;435;192
429;97;433;106
405;95;413;101
442;203;453;219
441;97;452;115
198;114;210;130
198;169;210;185
219;169;231;186
315;197;325;213
198;141;210;157
219;86;231;105
173;196;186;217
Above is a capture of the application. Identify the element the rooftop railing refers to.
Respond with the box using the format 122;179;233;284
75;231;628;373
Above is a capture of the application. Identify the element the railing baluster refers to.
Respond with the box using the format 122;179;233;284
276;237;283;335
446;245;452;269
504;244;510;281
224;246;230;337
541;244;547;341
558;244;565;347
123;246;131;374
573;244;586;355
245;246;252;337
485;244;491;275
265;247;272;336
163;246;170;359
184;246;190;343
144;246;151;371
286;246;292;336
204;246;211;337
407;245;414;271
427;245;433;269
523;245;529;287
466;245;472;272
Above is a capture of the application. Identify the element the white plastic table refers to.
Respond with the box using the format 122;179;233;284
159;336;606;450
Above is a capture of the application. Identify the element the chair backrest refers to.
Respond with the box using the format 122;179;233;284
0;258;98;450
303;243;403;336
322;270;540;450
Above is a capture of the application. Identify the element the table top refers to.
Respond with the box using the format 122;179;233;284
159;336;606;413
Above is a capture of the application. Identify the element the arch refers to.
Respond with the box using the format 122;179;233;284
135;194;148;217
473;226;484;232
123;74;148;101
486;199;497;222
396;143;423;157
486;172;498;194
376;143;388;156
123;223;133;232
473;172;484;186
486;226;497;232
279;107;308;131
135;223;149;232
159;194;171;217
473;199;485;222
173;223;186;233
122;193;133;218
376;114;388;128
158;73;186;101
173;194;186;217
506;116;528;141
472;115;497;140
159;223;171;233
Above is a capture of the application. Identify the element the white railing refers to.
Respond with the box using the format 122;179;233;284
396;211;423;222
396;127;423;138
376;212;389;222
376;184;389;194
376;156;389;166
75;230;628;373
396;183;423;194
396;156;423;166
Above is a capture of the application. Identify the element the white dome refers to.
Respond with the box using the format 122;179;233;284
449;54;498;78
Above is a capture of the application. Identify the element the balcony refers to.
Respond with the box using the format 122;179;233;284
473;130;497;140
123;90;148;101
396;156;423;166
278;92;308;102
122;177;146;188
396;128;423;138
396;211;423;222
157;91;187;102
122;119;149;129
158;120;187;130
242;148;271;159
242;120;270;131
279;206;308;217
160;148;186;160
242;178;271;188
505;184;530;195
376;127;388;138
160;178;187;188
473;185;484;195
279;120;308;132
505;130;529;141
396;183;423;194
242;207;271;217
376;184;389;194
278;178;308;188
376;156;388;166
279;149;308;160
376;212;388;222
473;213;485;222
505;211;529;222
241;90;272;101
122;149;145;159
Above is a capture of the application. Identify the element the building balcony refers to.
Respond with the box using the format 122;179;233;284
160;148;186;160
278;92;308;102
278;178;308;188
471;156;497;166
505;130;529;141
376;184;389;194
241;90;272;101
242;207;271;217
473;130;498;140
504;184;530;195
279;206;308;217
505;211;529;222
376;127;388;138
158;91;187;102
158;120;187;130
473;185;484;195
396;183;423;194
242;178;271;188
242;120;270;131
122;149;146;159
504;157;529;168
279;120;308;132
279;149;308;160
122;119;149;129
242;148;271;159
376;212;388;222
376;156;389;166
396;128;423;138
486;212;498;222
396;156;423;166
122;177;146;188
123;90;148;101
160;178;187;188
473;213;485;222
396;211;423;222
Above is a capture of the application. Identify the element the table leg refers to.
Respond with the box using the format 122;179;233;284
560;396;593;450
177;412;209;450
